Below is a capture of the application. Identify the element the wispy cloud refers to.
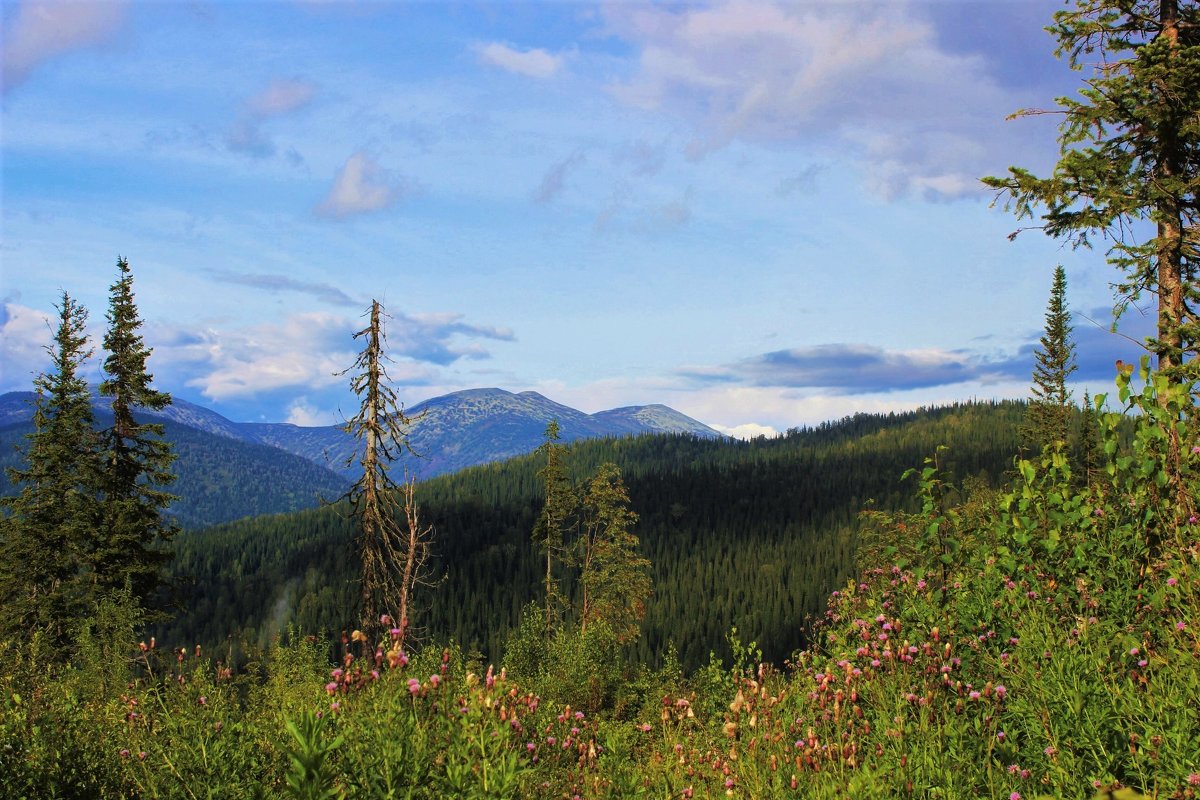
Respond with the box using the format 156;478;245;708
534;151;586;204
316;152;416;219
227;77;317;159
476;42;563;79
2;0;129;93
207;270;363;308
604;0;1030;200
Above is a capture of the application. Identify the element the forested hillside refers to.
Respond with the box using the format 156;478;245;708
162;400;1024;669
0;418;348;530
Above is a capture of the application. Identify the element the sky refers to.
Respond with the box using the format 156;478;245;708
0;0;1157;438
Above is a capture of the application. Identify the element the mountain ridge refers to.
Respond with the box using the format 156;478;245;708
0;387;722;482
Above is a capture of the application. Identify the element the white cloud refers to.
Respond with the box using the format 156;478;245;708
2;0;129;92
245;78;317;118
227;78;317;158
0;302;54;392
316;152;412;218
604;0;1028;199
476;42;563;79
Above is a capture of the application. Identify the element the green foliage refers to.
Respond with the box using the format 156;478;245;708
283;711;343;800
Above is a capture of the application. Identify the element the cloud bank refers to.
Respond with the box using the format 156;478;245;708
476;42;563;79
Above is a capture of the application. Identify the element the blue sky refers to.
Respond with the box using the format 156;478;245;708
1;0;1154;437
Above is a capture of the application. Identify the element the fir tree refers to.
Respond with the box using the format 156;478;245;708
1022;265;1077;453
97;257;177;616
339;300;420;637
0;293;102;643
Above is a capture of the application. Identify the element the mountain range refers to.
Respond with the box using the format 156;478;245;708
0;387;720;527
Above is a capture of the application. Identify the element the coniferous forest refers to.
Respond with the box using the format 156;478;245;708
3;2;1200;799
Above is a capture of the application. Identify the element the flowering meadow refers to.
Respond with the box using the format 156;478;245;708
2;367;1198;799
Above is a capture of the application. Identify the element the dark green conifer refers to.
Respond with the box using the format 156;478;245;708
0;293;102;642
1022;265;1077;453
96;257;177;616
533;420;573;636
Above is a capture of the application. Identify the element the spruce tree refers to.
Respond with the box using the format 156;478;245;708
97;257;177;615
340;300;419;637
0;293;102;643
1022;265;1077;452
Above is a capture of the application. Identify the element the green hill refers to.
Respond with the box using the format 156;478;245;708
161;400;1024;669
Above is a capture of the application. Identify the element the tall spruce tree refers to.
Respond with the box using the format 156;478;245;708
533;420;573;637
0;293;102;643
1023;265;1078;452
340;300;419;637
97;257;177;615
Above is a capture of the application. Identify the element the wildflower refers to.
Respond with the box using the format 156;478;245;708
1044;746;1056;756
430;674;440;688
380;614;392;625
995;685;1007;699
1167;577;1178;587
325;682;338;695
997;731;1006;742
407;678;420;695
1010;793;1021;800
198;696;207;706
969;691;981;700
1187;773;1200;786
1177;621;1186;631
119;749;130;758
1129;647;1140;656
138;751;147;761
330;702;340;713
526;742;536;752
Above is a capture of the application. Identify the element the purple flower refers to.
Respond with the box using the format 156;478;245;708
325;682;338;695
995;685;1007;698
